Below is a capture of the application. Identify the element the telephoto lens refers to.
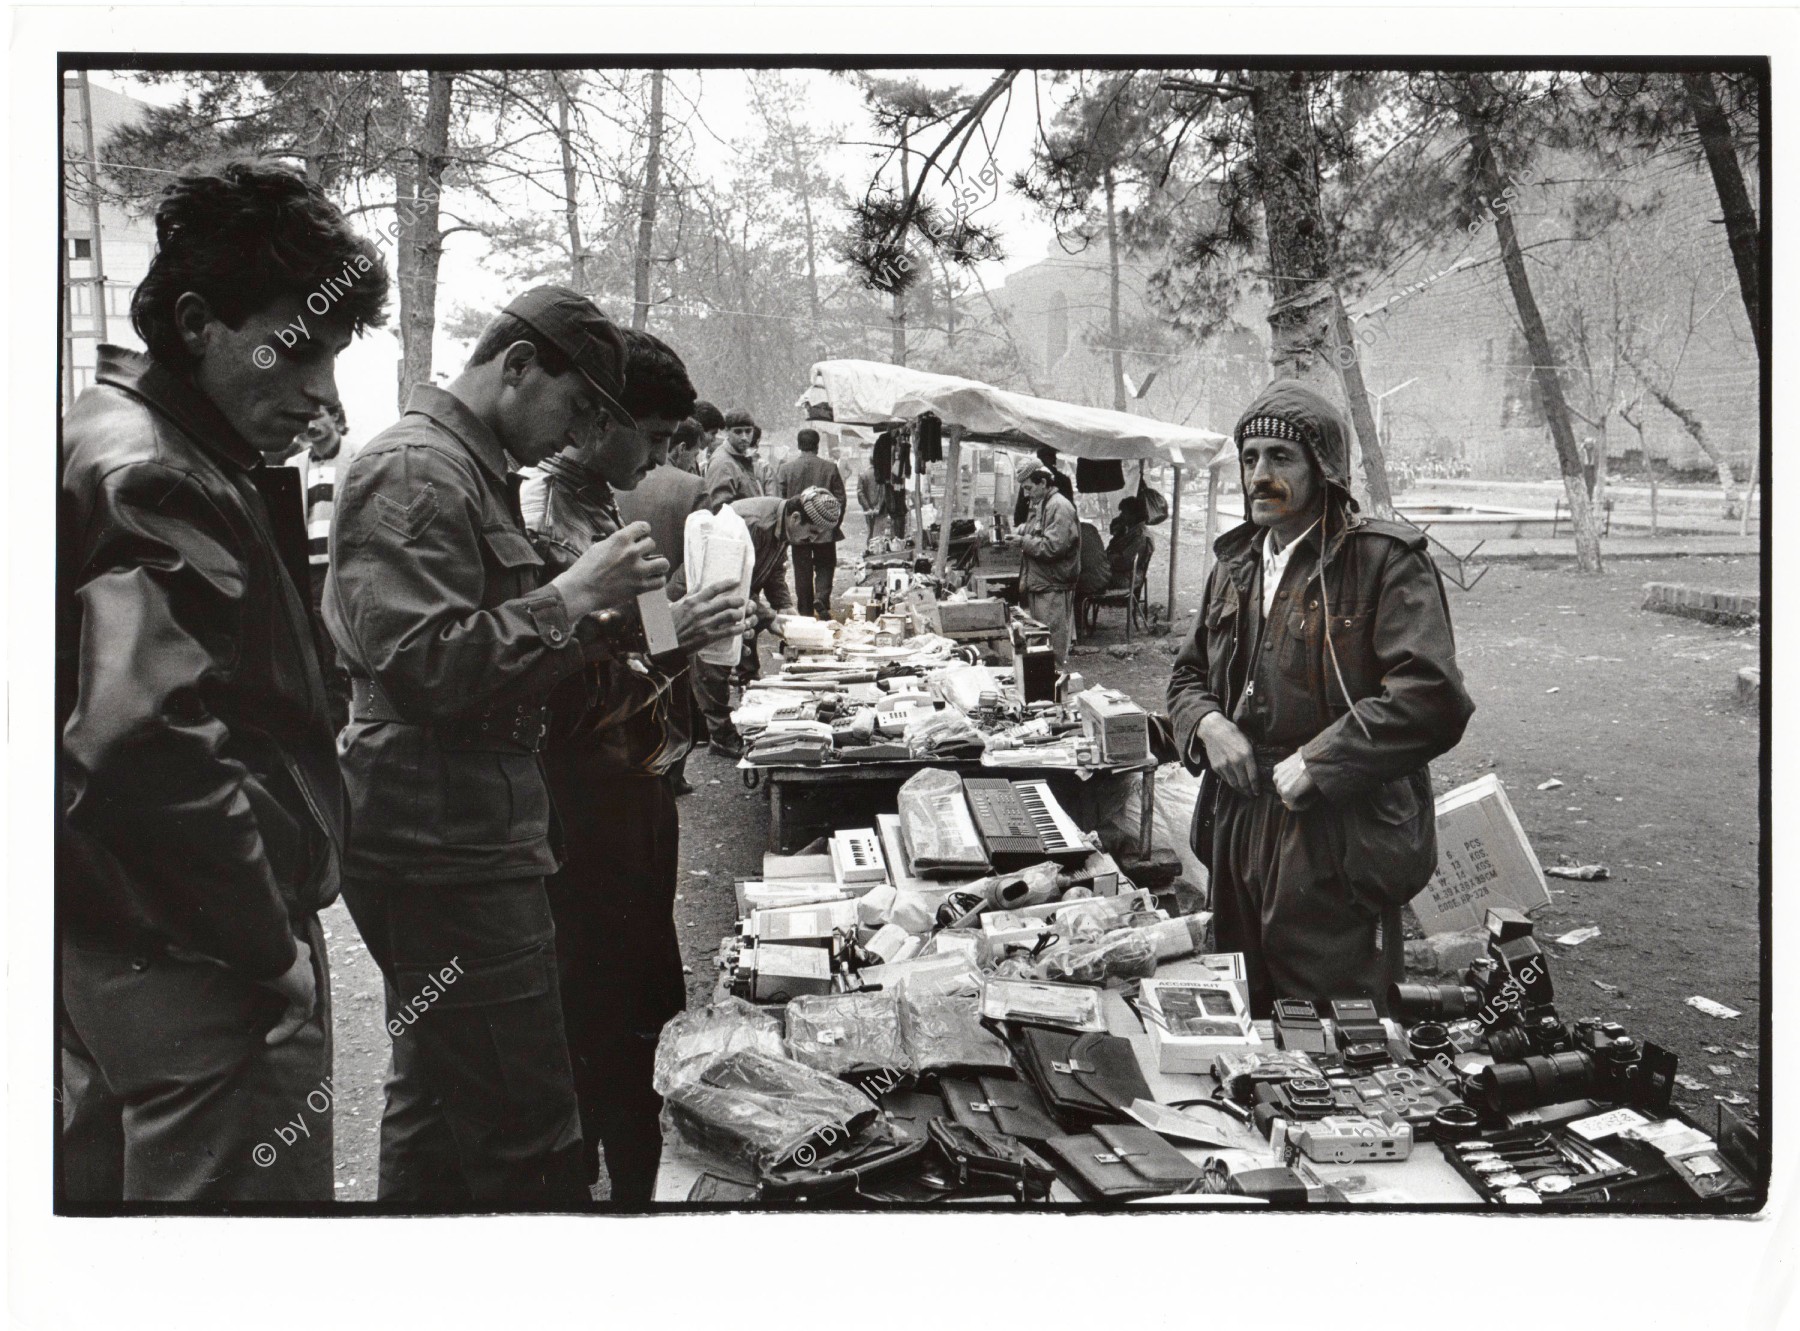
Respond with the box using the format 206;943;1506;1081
1389;983;1482;1023
1473;1052;1597;1113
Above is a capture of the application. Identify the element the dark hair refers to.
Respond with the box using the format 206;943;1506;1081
1118;495;1148;526
692;400;725;432
1036;446;1060;466
132;159;389;370
466;311;574;376
781;495;808;522
796;428;820;451
671;417;704;449
618;328;697;421
724;408;756;430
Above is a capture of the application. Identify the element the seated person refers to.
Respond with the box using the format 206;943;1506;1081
1106;496;1152;589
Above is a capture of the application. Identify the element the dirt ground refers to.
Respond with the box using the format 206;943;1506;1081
325;525;1763;1201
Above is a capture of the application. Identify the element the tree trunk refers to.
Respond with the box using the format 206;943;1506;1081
1247;71;1336;385
1462;91;1603;572
892;125;910;365
1329;290;1396;516
1104;166;1127;412
397;70;455;409
631;69;665;331
1248;71;1395;514
1681;72;1764;369
1635;374;1741;519
779;108;826;361
555;76;588;291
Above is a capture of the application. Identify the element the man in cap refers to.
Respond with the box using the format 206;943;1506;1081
326;286;669;1208
1015;458;1082;664
1167;381;1474;1017
776;427;847;618
692;487;842;758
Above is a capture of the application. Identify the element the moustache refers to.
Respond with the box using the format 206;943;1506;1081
1251;487;1287;500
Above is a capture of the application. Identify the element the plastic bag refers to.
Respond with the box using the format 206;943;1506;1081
1095;763;1210;900
1033;927;1158;985
896;767;988;871
981;862;1062;910
784;992;910;1078
895;966;1014;1074
661;1048;881;1172
903;707;986;760
685;504;757;667
652;998;786;1096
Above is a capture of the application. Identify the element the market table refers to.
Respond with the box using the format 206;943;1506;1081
651;960;1483;1206
745;756;1157;855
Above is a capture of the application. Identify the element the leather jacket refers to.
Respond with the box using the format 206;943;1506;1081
521;455;692;777
58;346;344;980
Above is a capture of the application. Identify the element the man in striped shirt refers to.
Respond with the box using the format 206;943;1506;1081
289;402;350;729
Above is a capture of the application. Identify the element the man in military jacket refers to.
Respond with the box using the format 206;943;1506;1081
326;286;668;1207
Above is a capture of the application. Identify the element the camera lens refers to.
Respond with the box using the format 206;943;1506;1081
1389;983;1481;1023
1474;1061;1537;1113
1408;1021;1454;1064
1487;1025;1532;1060
1528;1051;1595;1105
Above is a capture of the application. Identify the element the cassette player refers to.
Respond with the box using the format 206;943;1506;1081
1293;1115;1415;1164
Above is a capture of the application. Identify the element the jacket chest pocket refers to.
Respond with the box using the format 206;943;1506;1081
1321;602;1377;703
479;524;544;604
1203;589;1241;696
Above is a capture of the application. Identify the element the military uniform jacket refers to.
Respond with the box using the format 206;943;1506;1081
325;386;614;884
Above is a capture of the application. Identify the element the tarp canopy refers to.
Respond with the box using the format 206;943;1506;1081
802;359;1233;470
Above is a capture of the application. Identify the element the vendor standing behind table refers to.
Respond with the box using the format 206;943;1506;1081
777;427;847;618
520;329;747;1205
1014;459;1081;664
689;400;724;474
1012;445;1075;527
326;286;671;1209
1166;381;1474;1018
691;488;842;759
704;407;762;510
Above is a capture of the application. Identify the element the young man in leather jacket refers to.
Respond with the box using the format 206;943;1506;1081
1167;381;1474;1017
57;161;388;1203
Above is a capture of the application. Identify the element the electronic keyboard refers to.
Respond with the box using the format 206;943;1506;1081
962;777;1089;868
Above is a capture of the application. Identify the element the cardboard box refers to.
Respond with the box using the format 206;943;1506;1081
1416;774;1551;937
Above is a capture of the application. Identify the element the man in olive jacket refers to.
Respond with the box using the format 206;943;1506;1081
1166;381;1474;1017
326;286;669;1207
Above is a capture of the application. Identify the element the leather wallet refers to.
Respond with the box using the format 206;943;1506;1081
1017;1027;1153;1128
977;1074;1062;1144
1045;1125;1203;1200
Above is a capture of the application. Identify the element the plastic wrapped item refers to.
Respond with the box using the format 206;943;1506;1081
652;998;786;1096
896;767;990;875
896;965;1014;1074
784;992;910;1078
904;707;987;760
982;862;1062;910
662;1048;882;1172
1033;927;1158;985
685;505;757;668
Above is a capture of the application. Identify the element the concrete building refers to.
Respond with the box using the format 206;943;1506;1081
62;76;157;407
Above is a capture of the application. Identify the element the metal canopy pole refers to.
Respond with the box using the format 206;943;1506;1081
933;426;963;578
1166;461;1184;616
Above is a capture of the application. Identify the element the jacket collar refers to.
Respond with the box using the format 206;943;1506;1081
95;345;263;473
404;384;513;484
1214;501;1350;594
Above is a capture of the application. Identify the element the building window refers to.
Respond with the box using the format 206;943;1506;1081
69;237;91;260
1045;290;1068;366
106;283;133;317
69;283;92;316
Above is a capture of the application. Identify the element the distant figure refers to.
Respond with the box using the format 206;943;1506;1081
690;399;724;473
1014;459;1081;663
1107;494;1152;589
777;427;847;618
704;408;761;511
1013;444;1074;526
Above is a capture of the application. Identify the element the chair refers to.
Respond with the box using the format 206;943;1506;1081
1079;532;1154;641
